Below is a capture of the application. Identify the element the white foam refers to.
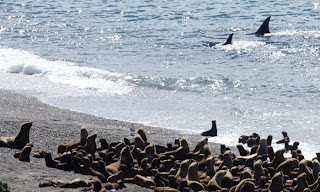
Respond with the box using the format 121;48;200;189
0;47;133;95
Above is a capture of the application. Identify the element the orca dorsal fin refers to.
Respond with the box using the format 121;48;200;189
223;33;233;45
255;16;271;36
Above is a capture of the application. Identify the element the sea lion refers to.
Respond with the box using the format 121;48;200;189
82;157;107;182
57;126;88;153
44;152;58;168
257;137;268;155
293;173;308;192
0;122;32;149
134;174;156;188
268;171;284;192
134;134;146;151
120;145;134;171
299;159;315;185
234;178;255;192
137;126;147;142
39;178;93;188
312;159;320;179
272;148;285;168
236;144;249;156
186;161;200;182
206;156;216;177
83;134;97;155
276;158;298;176
276;131;289;144
17;143;33;162
175;159;191;181
33;148;47;158
207;170;233;190
253;159;266;182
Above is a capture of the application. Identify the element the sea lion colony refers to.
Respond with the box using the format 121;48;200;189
1;122;320;192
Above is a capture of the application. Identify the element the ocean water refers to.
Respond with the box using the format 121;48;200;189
0;0;319;158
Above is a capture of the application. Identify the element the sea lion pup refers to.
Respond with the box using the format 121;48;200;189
0;122;32;149
16;143;33;162
236;144;249;156
207;170;233;191
276;158;299;176
257;137;268;155
134;174;156;188
272;148;286;168
299;159;315;185
201;120;217;137
276;131;290;144
33;148;47;158
57;126;88;153
294;173;309;192
186;162;205;191
268;171;284;192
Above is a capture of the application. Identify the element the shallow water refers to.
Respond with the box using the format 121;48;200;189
0;0;319;158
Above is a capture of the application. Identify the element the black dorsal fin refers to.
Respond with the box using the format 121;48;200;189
223;33;233;45
255;16;271;35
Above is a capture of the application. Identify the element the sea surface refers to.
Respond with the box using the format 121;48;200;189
0;0;319;159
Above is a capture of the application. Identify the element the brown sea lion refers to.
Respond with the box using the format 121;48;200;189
0;122;32;149
236;144;249;156
276;158;298;176
137;126;147;142
57;126;88;153
33;148;47;158
39;178;93;188
299;159;315;185
207;170;233;190
82;157;107;182
120;145;134;171
257;137;268;155
83;134;97;155
18;143;33;162
253;159;266;182
268;171;284;192
293;173;308;192
312;159;320;179
175;159;190;181
134;174;156;188
272;148;285;168
134;134;146;151
234;178;255;192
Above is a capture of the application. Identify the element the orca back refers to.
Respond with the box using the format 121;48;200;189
255;16;271;36
223;33;233;45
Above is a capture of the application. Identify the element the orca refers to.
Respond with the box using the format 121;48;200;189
204;33;233;47
201;120;217;137
255;16;271;36
223;33;233;45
